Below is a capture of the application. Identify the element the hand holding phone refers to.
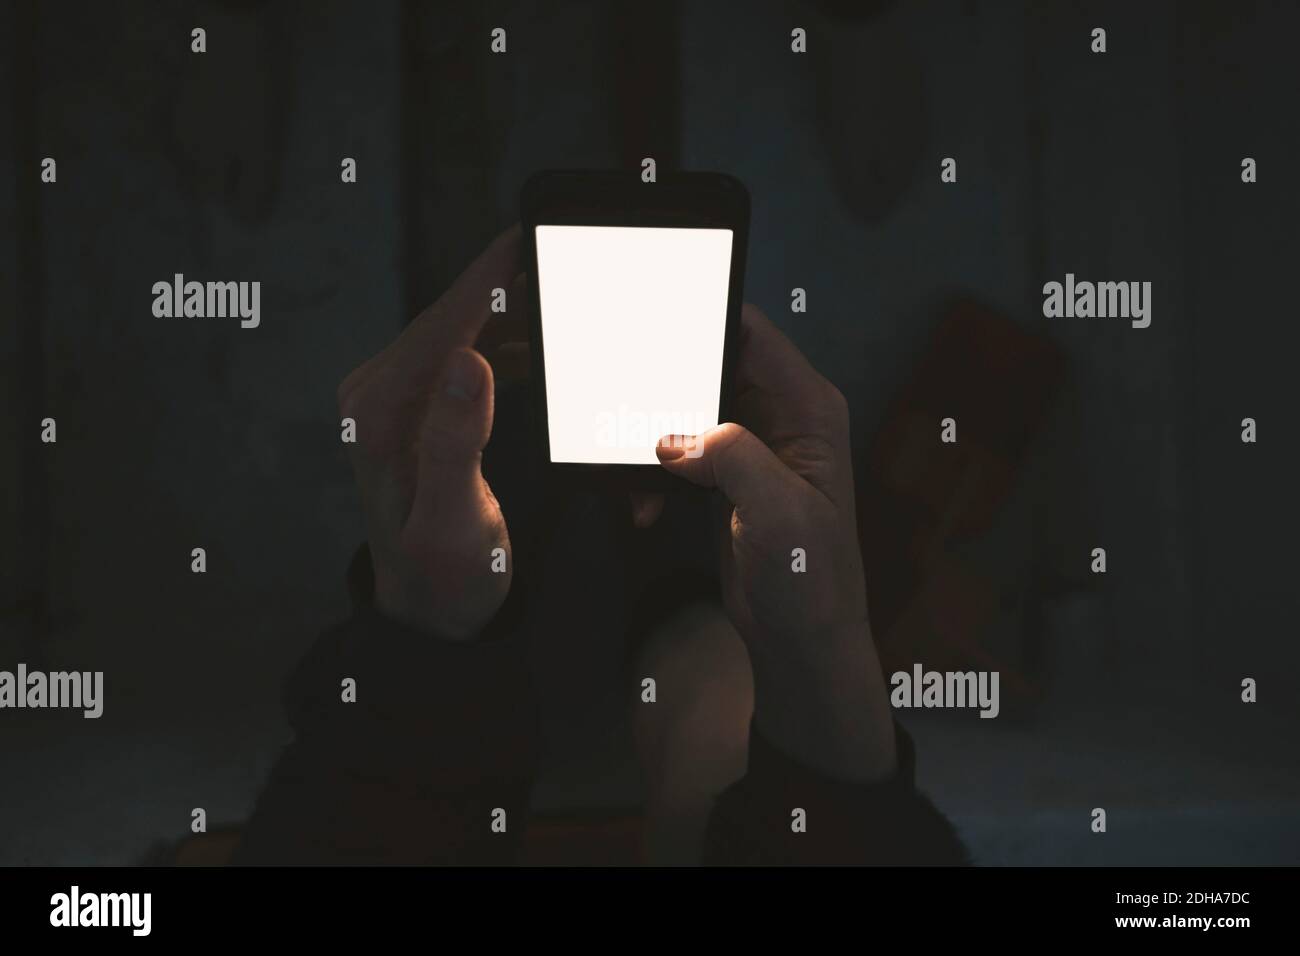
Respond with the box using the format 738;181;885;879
655;305;899;783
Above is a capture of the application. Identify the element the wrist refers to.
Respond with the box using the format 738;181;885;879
372;570;485;642
748;622;898;783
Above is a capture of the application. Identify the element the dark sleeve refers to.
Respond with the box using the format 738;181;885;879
702;721;970;866
234;546;538;865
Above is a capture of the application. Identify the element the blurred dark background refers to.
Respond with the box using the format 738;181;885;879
2;0;1298;864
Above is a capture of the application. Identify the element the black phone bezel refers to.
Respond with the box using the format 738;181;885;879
520;169;751;490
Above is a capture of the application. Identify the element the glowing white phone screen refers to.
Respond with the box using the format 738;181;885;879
535;225;734;465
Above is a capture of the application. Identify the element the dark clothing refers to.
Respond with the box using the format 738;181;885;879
234;546;969;866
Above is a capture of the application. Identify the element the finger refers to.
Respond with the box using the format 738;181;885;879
630;492;665;528
387;225;523;385
481;272;530;386
656;424;798;515
477;272;529;353
415;348;496;493
731;305;853;502
734;303;830;412
338;228;522;453
404;348;509;603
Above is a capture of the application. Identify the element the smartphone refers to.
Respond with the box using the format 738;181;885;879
521;170;750;486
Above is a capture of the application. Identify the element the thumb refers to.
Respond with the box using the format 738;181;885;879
414;348;498;511
655;423;794;514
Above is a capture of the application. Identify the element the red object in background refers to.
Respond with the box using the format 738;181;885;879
858;300;1066;704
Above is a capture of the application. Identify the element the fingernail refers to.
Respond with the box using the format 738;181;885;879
443;350;483;401
656;436;689;461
